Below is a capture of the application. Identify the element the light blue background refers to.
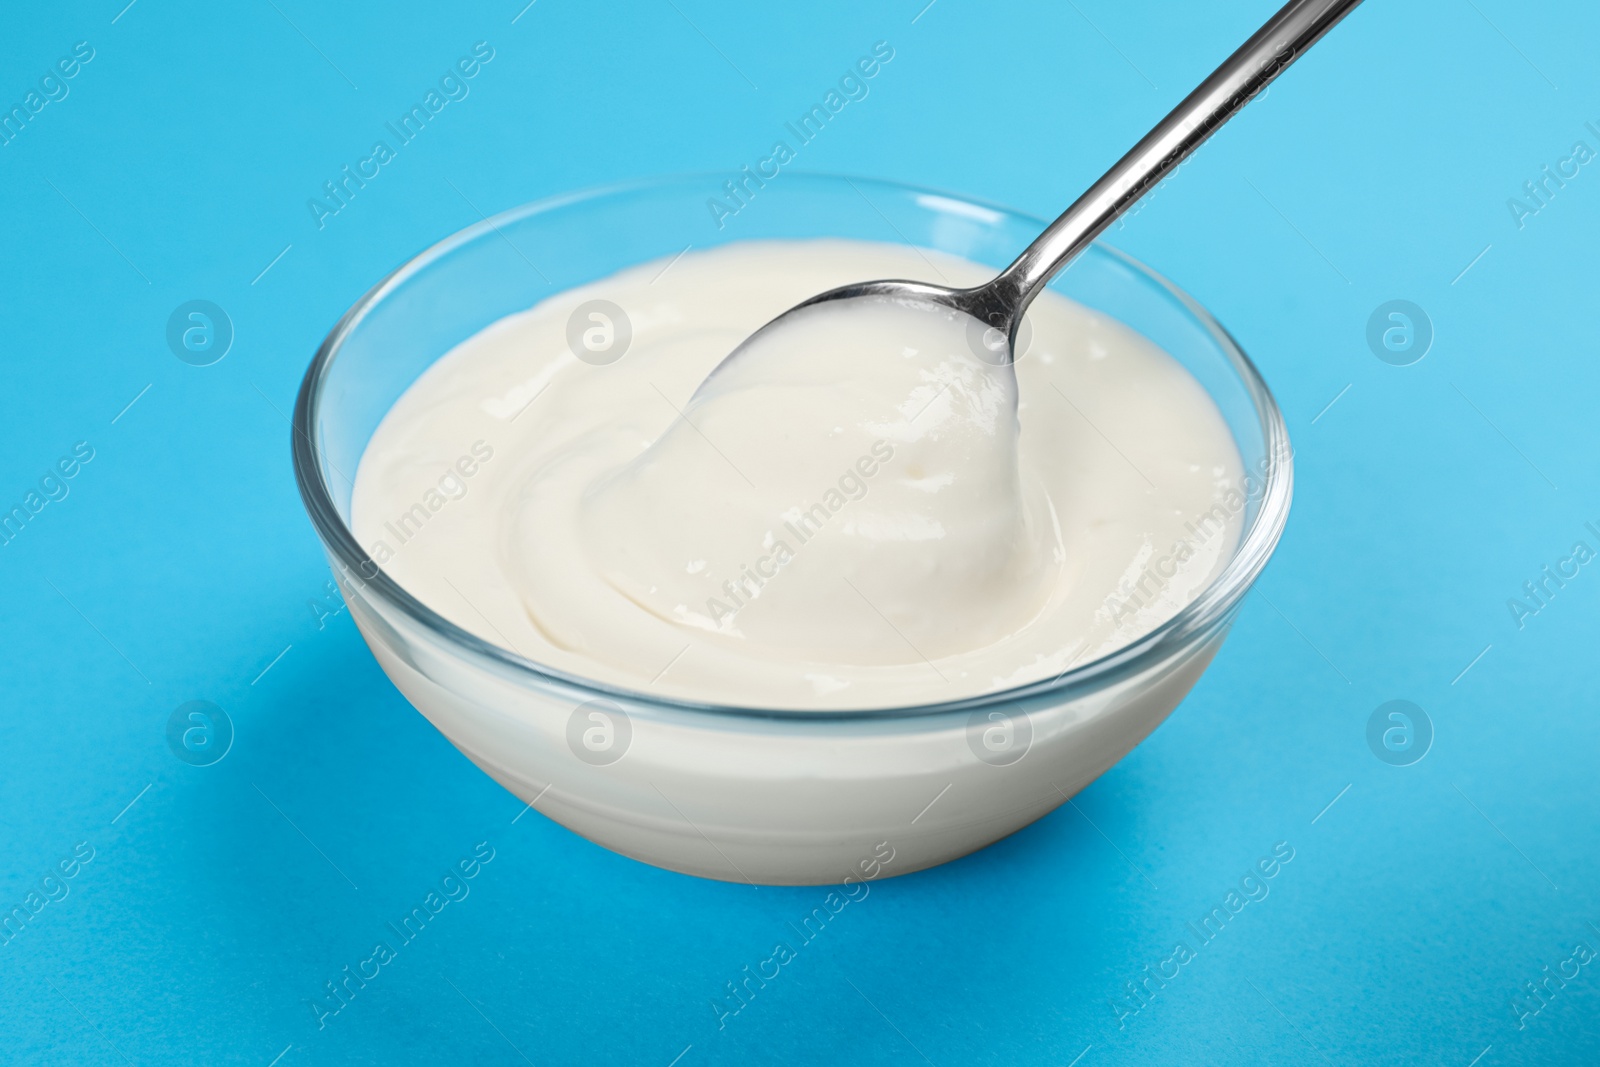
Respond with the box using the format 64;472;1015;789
3;1;1598;1064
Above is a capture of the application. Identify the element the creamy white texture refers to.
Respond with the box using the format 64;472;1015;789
580;295;1055;665
352;239;1245;709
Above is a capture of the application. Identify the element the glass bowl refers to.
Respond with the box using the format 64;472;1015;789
292;174;1292;886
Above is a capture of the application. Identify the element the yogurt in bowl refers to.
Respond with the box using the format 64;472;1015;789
292;175;1292;885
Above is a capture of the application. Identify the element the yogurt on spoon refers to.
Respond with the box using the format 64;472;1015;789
579;292;1057;665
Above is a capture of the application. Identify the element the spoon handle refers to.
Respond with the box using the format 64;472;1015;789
987;0;1363;327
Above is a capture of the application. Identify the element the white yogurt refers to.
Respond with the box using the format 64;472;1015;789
352;239;1245;710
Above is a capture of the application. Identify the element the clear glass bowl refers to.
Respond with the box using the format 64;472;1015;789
292;174;1292;885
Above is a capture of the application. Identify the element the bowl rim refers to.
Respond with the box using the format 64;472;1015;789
292;171;1293;721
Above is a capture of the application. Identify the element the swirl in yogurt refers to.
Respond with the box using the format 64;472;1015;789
579;294;1058;664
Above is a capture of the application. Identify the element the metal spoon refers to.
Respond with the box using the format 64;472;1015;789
733;0;1363;363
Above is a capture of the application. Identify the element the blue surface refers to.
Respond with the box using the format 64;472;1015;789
3;1;1598;1064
